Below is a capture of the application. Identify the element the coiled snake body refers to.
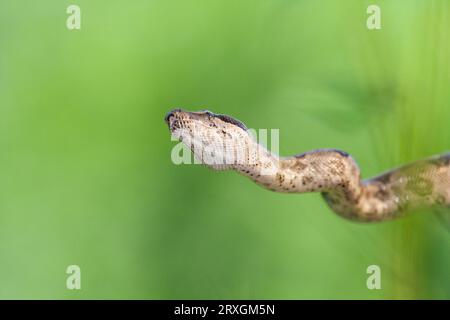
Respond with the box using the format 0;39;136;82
165;109;450;222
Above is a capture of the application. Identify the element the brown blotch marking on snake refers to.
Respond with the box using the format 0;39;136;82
435;194;447;205
329;167;339;175
290;178;296;188
375;185;391;201
335;161;346;174
291;160;307;171
276;173;285;185
328;159;346;176
343;187;354;201
302;176;313;186
218;129;232;138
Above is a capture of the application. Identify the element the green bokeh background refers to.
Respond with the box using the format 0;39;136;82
0;0;449;299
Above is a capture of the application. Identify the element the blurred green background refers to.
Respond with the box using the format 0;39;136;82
0;0;449;299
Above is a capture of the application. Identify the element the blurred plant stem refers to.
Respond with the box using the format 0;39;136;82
355;0;450;299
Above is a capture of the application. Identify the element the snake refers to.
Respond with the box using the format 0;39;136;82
165;109;450;223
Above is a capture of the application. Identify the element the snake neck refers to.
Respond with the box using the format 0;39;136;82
232;142;367;218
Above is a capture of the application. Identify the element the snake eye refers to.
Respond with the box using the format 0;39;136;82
164;108;182;125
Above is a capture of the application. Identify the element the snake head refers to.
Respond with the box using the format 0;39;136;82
165;108;250;170
165;108;247;132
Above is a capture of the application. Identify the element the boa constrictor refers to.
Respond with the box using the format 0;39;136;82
165;109;450;223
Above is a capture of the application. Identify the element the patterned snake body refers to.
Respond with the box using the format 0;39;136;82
165;109;450;222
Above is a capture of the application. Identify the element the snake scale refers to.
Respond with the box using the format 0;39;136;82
165;109;450;222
